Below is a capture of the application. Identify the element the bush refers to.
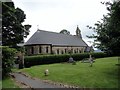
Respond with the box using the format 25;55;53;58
90;52;108;58
24;52;108;67
24;54;69;67
2;46;17;78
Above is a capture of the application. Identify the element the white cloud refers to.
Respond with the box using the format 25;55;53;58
12;0;110;45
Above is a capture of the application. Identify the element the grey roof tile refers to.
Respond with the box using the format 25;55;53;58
25;30;88;47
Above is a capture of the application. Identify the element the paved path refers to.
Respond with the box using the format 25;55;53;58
12;72;63;89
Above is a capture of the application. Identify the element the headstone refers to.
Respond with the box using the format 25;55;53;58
89;54;93;67
68;57;74;63
44;69;49;76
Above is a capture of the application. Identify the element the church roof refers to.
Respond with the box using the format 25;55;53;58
25;30;88;47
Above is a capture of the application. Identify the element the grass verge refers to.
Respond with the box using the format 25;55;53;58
2;76;20;89
19;57;119;88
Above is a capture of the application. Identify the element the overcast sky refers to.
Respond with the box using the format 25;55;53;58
12;0;111;46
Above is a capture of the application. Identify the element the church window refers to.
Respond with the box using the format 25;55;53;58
46;47;49;53
77;48;79;53
71;49;73;53
57;49;59;54
39;46;42;53
31;47;34;54
61;50;64;54
79;50;81;53
74;50;77;53
65;49;67;53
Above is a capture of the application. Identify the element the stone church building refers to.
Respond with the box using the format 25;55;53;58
25;26;89;55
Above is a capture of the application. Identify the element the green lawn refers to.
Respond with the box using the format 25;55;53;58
2;77;20;89
0;80;2;89
19;57;118;88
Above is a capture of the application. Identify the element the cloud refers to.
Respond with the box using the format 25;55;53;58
13;0;109;45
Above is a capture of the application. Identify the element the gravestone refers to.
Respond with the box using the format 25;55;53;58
68;57;74;63
89;54;93;67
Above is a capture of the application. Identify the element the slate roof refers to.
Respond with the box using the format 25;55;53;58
25;29;88;47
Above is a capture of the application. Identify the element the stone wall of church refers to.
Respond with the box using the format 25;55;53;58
25;45;51;55
52;46;86;54
25;45;86;55
40;45;51;54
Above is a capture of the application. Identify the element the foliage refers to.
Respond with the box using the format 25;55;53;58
24;52;108;67
60;29;70;35
21;57;118;88
16;46;25;53
87;1;120;55
2;46;17;78
2;2;31;47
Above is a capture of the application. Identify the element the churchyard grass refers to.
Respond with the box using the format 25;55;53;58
19;57;118;88
2;77;20;89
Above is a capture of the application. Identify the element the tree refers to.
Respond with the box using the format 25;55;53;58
1;2;31;78
60;29;70;35
2;2;31;47
87;1;120;55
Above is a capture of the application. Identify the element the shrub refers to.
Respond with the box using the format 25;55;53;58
24;52;108;67
90;52;108;58
2;46;17;78
71;53;89;61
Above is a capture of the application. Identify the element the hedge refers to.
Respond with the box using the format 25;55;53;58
2;46;17;78
24;52;108;67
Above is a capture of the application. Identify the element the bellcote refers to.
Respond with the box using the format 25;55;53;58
76;25;82;38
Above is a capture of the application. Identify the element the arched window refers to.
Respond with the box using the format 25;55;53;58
71;48;73;53
39;46;42;53
79;50;81;53
46;47;48;53
65;49;67;53
61;50;64;54
31;47;34;54
57;49;59;54
77;48;79;53
74;50;76;53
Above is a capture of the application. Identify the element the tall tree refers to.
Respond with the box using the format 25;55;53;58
87;1;120;55
60;29;70;35
2;2;31;47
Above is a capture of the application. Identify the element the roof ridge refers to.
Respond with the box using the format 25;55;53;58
37;29;74;37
